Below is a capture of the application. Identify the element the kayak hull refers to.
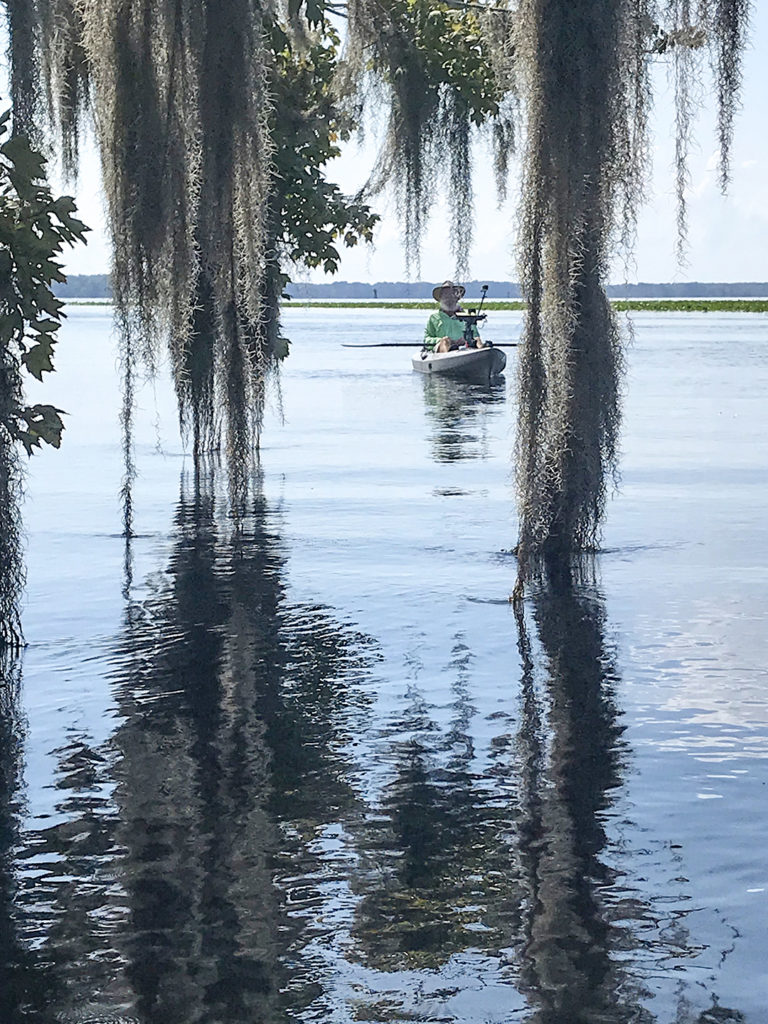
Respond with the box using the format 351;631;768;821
412;345;507;380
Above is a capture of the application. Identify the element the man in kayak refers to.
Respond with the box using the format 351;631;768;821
424;280;484;352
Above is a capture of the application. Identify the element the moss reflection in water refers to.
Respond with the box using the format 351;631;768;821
0;656;61;1021
515;580;746;1024
351;634;524;971
514;581;630;1022
109;463;377;1023
0;477;753;1023
349;575;746;1024
0;466;378;1024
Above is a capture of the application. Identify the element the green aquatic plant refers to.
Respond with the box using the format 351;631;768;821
266;298;768;312
0;113;87;648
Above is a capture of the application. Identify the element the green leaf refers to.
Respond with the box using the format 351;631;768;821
33;284;63;317
17;403;66;454
0;120;87;462
1;308;24;342
305;0;323;26
1;135;47;192
15;430;37;456
30;317;60;334
22;335;56;380
50;196;89;240
273;337;290;360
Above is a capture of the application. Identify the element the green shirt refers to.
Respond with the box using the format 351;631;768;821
423;309;479;350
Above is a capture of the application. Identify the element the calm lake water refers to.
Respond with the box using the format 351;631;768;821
2;306;767;1024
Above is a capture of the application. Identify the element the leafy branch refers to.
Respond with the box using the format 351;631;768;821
0;108;87;650
0;109;88;455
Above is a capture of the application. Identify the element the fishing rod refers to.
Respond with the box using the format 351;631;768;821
454;282;488;345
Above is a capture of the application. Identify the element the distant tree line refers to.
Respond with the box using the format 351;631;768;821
54;276;768;301
53;274;112;298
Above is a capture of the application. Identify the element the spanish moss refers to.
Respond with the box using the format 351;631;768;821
118;311;137;543
512;0;639;582
511;0;751;585
85;0;271;492
5;0;40;138
37;0;91;179
344;0;440;275
443;92;474;280
711;0;752;189
342;0;511;277
667;0;705;262
479;5;518;204
21;0;276;507
0;353;24;651
4;0;752;578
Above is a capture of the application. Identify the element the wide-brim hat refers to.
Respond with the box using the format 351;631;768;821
432;280;466;302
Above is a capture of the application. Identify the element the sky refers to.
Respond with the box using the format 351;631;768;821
57;4;768;285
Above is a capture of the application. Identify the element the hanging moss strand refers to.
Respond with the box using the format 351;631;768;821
513;0;641;580
712;0;751;189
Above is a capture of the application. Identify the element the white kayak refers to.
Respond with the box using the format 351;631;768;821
412;344;507;380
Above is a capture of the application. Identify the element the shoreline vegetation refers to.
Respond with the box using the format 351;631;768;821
67;298;768;312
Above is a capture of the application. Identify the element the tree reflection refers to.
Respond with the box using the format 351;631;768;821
420;376;506;463
514;578;746;1024
349;585;630;988
351;635;523;971
350;573;745;1024
0;488;749;1024
513;580;635;1022
106;463;376;1023
0;655;60;1022
1;465;376;1024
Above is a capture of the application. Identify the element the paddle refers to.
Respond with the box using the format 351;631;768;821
341;342;520;348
